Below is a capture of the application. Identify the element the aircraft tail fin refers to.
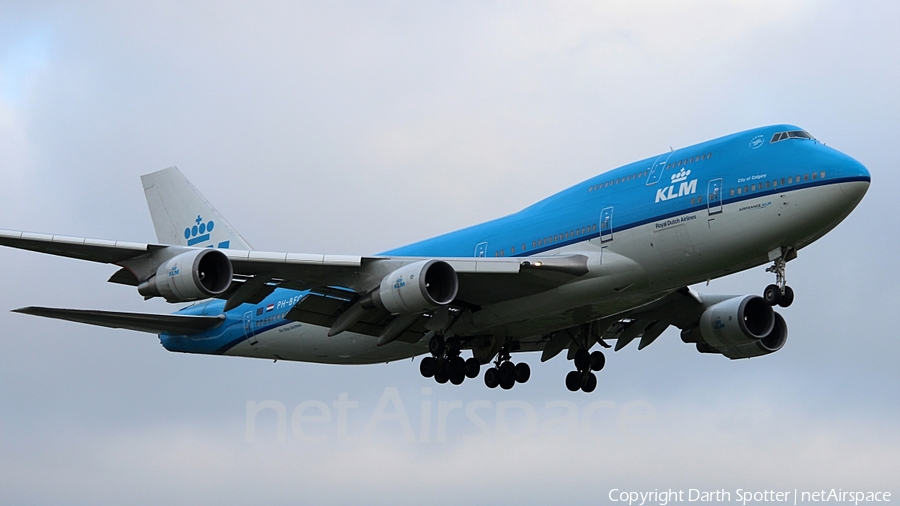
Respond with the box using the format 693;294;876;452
140;166;253;250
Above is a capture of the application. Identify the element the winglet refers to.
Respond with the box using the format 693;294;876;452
141;166;253;250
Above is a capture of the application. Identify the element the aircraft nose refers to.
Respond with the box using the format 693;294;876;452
838;157;870;204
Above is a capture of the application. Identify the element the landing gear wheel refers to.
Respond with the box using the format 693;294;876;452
763;284;782;306
420;356;437;378
566;371;582;392
450;356;466;378
574;348;591;371
428;335;445;356
499;361;517;384
500;374;515;390
434;368;449;384
778;285;794;308
450;373;465;385
515;362;531;383
581;372;597;393
465;357;481;379
590;351;606;372
484;367;500;389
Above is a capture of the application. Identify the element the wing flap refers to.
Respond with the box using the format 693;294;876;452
286;293;428;344
12;306;225;335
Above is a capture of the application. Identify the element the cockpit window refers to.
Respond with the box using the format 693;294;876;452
771;130;815;143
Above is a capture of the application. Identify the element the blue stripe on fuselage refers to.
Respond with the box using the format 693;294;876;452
380;124;870;258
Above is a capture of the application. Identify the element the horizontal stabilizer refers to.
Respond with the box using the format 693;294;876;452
13;306;224;335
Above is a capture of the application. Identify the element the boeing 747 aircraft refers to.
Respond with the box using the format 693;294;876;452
0;125;870;392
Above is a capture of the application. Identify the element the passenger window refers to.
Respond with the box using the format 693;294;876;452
522;244;526;251
737;187;742;195
592;224;597;231
804;174;809;181
729;189;735;196
511;246;516;254
788;177;793;184
812;172;817;180
751;184;756;191
698;196;703;204
820;171;825;178
691;198;695;205
744;186;749;193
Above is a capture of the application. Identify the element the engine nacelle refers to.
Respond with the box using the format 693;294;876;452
719;312;788;359
138;249;233;302
683;295;788;359
365;260;458;314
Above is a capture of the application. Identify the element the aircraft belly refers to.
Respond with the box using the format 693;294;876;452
223;324;425;365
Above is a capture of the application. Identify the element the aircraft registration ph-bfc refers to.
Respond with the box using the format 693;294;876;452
1;125;870;392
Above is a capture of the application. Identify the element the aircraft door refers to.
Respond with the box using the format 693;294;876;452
600;207;614;242
646;154;672;186
474;242;488;257
707;178;723;215
243;310;258;345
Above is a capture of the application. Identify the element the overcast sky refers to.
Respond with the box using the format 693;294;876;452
1;2;898;505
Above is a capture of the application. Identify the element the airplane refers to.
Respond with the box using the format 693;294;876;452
0;124;870;392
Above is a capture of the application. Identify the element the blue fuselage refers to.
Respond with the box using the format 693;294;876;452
161;124;870;362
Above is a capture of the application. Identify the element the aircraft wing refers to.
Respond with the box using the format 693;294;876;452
0;228;592;308
0;229;154;263
12;306;225;335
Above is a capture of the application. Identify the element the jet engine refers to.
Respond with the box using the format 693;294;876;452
138;249;233;302
362;260;458;314
682;295;788;359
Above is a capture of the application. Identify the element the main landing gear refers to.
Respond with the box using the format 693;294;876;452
565;348;605;393
483;345;530;390
763;254;794;308
419;334;480;385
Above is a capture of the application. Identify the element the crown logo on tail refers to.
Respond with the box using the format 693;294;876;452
184;215;215;246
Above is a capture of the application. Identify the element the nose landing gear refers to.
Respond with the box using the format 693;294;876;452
764;251;795;308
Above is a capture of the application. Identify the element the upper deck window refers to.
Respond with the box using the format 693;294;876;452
771;130;815;143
